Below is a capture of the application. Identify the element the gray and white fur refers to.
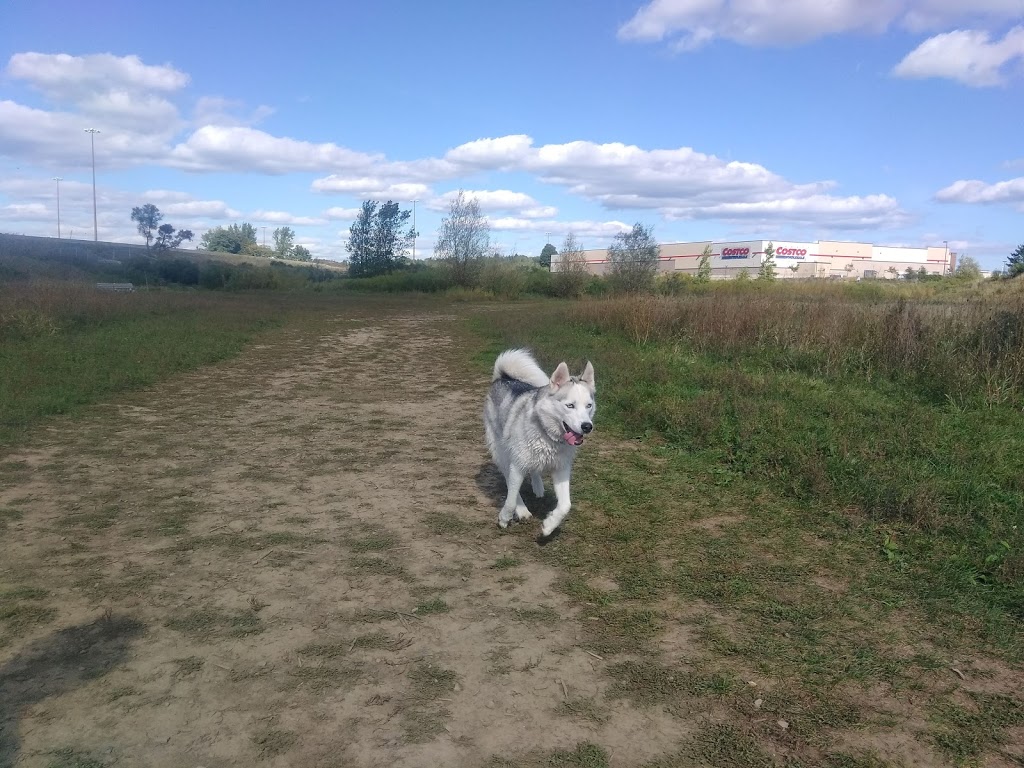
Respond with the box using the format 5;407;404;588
483;348;596;537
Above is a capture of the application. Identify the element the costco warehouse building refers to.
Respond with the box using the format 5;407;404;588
552;239;954;280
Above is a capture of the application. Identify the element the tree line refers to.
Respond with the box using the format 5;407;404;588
343;190;669;296
129;204;312;261
201;222;311;261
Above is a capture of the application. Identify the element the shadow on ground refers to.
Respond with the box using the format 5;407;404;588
474;461;552;518
0;614;145;768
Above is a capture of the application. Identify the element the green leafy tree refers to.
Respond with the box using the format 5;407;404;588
696;244;712;283
153;223;194;252
954;255;982;281
292;245;312;262
235;222;258;246
539;243;557;269
735;268;751;282
273;226;296;258
1008;243;1024;277
201;223;258;254
346;201;376;276
434;190;489;286
372;200;414;272
904;266;917;281
201;227;240;253
607;222;659;293
758;241;776;281
346;200;413;276
131;204;162;249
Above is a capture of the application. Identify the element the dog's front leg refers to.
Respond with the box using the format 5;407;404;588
498;465;526;529
541;465;572;537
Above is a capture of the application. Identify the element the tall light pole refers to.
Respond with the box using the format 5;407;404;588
53;177;63;239
411;199;418;260
262;226;267;248
85;128;100;241
943;240;949;276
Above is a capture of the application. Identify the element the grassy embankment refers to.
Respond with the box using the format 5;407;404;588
471;278;1024;766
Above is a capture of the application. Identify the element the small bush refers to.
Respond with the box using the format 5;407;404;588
479;261;527;299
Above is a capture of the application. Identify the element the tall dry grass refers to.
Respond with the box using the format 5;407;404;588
577;283;1024;406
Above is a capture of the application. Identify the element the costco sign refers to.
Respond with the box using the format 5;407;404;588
720;247;750;259
776;247;808;259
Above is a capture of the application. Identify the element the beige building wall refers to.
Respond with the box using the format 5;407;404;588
554;239;950;280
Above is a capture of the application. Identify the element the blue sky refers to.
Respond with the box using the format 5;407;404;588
1;0;1022;269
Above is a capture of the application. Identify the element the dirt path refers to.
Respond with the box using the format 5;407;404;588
1;311;681;767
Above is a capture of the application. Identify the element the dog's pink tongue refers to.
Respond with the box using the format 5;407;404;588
563;431;583;446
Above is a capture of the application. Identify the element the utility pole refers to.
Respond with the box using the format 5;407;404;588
943;240;949;276
85;128;100;240
262;226;267;248
53;177;62;239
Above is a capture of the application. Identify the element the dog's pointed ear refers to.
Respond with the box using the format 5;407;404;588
550;362;571;389
580;361;595;390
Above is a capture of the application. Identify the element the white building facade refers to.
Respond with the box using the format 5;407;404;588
552;239;954;280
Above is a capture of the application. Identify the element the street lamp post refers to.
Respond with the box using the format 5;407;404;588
53;177;63;239
84;128;100;241
943;240;949;276
411;199;418;260
262;226;267;248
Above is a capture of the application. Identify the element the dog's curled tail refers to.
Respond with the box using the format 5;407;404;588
492;348;549;387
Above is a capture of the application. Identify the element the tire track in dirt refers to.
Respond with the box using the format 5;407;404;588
1;311;685;768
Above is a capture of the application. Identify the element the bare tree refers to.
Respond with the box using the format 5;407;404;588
434;190;489;286
607;223;660;293
552;232;590;297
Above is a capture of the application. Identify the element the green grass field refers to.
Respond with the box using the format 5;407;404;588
0;282;286;444
469;288;1024;766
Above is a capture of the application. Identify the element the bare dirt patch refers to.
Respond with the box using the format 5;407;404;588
0;310;686;767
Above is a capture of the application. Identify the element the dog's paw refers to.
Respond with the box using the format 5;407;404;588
540;520;558;538
497;517;510;530
514;508;533;522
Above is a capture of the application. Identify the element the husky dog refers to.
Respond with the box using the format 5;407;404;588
484;349;596;537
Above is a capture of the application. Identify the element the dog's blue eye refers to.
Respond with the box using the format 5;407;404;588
566;403;575;408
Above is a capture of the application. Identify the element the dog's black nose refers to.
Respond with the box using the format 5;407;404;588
581;422;593;434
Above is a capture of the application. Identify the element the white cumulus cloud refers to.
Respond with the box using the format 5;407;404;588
618;0;1024;50
167;125;377;174
429;189;558;219
193;96;275;128
6;52;188;133
311;176;433;200
0;202;50;220
935;176;1024;207
308;134;904;229
250;209;327;226
893;26;1024;85
323;207;364;220
487;217;633;239
162;200;243;219
6;52;188;98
